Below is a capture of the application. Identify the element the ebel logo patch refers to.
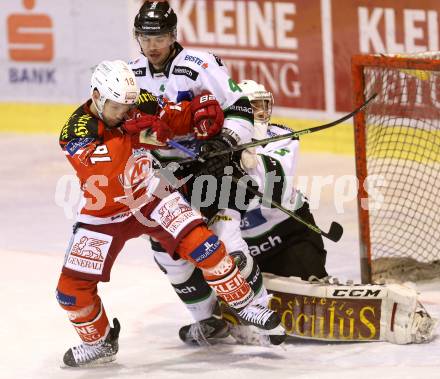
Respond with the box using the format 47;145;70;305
133;67;146;77
212;53;224;66
172;65;199;81
66;137;94;156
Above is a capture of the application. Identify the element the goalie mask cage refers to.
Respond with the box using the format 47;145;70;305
352;53;440;284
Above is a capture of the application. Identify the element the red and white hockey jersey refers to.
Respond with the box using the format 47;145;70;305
59;92;193;225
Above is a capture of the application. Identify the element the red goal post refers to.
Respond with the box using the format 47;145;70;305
351;53;440;284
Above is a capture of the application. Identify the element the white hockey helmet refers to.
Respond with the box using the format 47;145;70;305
239;80;274;139
239;79;273;122
90;60;140;119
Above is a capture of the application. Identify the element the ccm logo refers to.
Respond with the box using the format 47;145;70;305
332;288;382;297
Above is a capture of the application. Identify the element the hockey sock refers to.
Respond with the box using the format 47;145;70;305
203;254;254;310
176;225;254;311
56;273;110;344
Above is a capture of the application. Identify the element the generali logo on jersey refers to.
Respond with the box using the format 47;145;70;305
64;232;112;276
6;0;56;84
171;0;326;111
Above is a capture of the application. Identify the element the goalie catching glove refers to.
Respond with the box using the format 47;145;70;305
191;92;224;140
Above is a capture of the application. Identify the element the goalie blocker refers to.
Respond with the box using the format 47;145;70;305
220;274;436;345
259;274;436;344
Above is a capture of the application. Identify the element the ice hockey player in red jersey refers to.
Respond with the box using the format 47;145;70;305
55;60;286;367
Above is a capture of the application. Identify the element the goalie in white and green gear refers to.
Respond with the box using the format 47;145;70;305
153;79;329;345
153;77;436;347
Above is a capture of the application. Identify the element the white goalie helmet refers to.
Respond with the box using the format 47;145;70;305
239;79;274;140
90;60;140;119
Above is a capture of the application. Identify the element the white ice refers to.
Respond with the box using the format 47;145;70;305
0;134;439;379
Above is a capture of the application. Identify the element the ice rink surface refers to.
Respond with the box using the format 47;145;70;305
0;134;439;379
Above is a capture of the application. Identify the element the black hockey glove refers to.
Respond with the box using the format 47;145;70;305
198;132;238;178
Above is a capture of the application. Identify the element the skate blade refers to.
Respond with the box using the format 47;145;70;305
60;355;117;369
230;324;286;346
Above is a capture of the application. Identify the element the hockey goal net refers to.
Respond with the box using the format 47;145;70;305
352;53;440;284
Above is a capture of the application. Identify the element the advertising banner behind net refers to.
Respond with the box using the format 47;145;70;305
332;0;440;113
2;0;440;117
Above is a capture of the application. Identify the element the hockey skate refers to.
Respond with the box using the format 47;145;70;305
179;316;230;346
234;295;286;345
63;318;120;367
179;302;230;345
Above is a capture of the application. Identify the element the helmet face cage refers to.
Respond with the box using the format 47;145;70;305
239;80;274;124
250;93;273;124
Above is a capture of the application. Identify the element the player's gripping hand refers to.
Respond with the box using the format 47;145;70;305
190;92;224;140
198;133;237;177
122;110;174;144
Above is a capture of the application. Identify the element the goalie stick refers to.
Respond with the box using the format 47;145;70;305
168;140;344;243
178;92;377;165
230;173;343;242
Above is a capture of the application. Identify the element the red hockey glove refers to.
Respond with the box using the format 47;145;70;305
123;111;174;144
190;92;224;140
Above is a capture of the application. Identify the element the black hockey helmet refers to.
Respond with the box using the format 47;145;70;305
134;1;177;36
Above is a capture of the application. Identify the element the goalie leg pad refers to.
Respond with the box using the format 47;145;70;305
264;273;437;344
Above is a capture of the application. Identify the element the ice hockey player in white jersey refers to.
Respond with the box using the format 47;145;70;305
147;77;328;345
129;1;253;152
230;80;329;280
129;2;289;345
175;80;437;346
129;1;256;216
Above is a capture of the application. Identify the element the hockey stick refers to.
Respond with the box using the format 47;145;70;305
169;139;343;242
229;174;343;242
167;140;206;163
179;93;377;165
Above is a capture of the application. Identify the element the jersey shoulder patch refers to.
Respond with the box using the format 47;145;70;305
210;53;224;67
136;89;159;115
172;65;199;81
128;56;144;68
60;103;100;145
182;48;221;71
132;67;146;77
224;97;254;125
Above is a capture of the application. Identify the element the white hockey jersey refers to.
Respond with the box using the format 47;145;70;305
129;43;254;159
208;124;305;258
240;124;303;240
